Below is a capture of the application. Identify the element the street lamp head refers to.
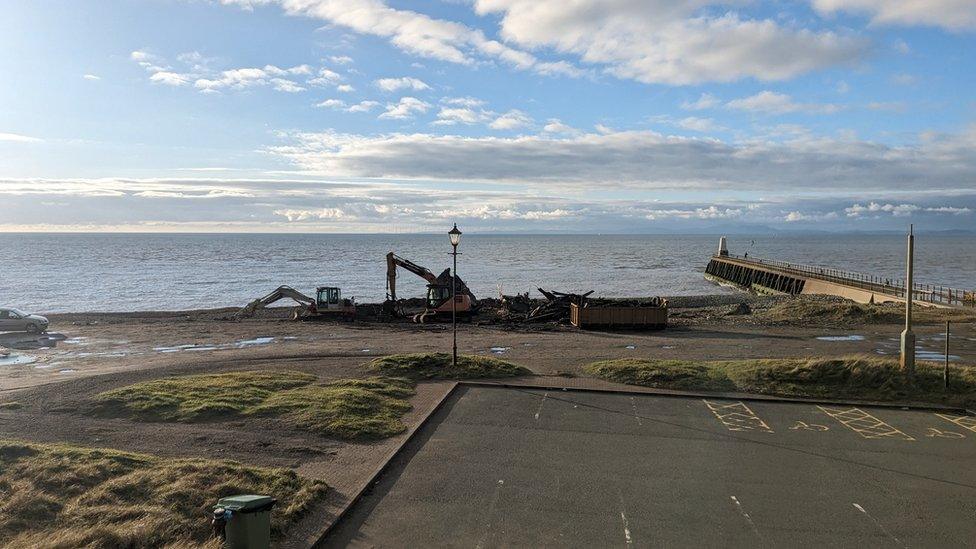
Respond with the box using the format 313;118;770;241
448;223;462;247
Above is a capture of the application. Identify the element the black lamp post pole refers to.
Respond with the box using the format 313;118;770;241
452;243;458;368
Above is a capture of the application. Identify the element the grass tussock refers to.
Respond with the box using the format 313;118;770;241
0;402;22;410
0;440;327;549
367;352;530;380
92;371;415;440
585;355;976;407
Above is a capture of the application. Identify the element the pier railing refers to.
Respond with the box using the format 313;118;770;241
717;254;975;308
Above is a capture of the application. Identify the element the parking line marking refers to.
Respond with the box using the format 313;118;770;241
704;400;773;432
618;493;634;547
818;406;915;441
534;392;548;421
730;496;762;540
630;397;643;426
853;503;905;547
936;413;976;433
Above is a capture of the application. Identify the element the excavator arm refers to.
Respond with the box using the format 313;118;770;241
238;285;316;318
386;252;438;301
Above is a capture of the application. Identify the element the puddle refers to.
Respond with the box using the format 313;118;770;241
625;345;637;350
237;337;275;347
154;337;277;354
0;353;37;366
816;335;866;342
361;349;371;353
58;369;77;374
875;349;887;355
64;337;88;344
916;349;961;361
490;347;509;354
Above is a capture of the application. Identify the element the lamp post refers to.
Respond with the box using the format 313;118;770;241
448;224;462;368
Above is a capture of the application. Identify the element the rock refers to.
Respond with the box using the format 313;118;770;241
725;302;752;316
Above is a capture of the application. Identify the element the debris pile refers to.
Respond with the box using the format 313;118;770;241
524;289;594;323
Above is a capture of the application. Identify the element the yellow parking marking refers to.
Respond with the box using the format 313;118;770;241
704;400;773;433
817;406;915;441
925;428;964;439
936;413;976;433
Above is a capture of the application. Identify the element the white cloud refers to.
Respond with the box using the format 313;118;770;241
490;110;533;130
82;74;101;81
433;107;490;126
474;1;867;85
220;0;584;79
542;119;580;135
378;97;431;119
150;71;191;86
0;132;43;143
681;93;720;111
845;202;919;217
442;97;486;108
677;117;722;132
274;207;352;221
308;68;342;87
812;0;976;31
330;55;354;64
315;99;346;109
347;100;380;113
375;77;430;92
316;99;380;113
726;91;842;114
194;64;310;93
336;84;355;93
272;78;306;92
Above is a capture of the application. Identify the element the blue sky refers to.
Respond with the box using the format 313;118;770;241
1;0;975;232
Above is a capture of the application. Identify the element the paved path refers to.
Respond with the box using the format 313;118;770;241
324;386;976;548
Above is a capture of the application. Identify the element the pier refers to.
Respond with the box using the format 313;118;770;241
706;254;975;308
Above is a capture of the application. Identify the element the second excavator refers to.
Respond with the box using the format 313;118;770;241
385;252;476;322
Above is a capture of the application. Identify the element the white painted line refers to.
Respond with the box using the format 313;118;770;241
534;391;549;421
475;479;505;549
630;397;643;426
620;511;633;546
730;495;762;540
852;503;905;547
618;492;634;546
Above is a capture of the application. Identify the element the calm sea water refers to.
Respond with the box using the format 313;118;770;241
1;233;973;313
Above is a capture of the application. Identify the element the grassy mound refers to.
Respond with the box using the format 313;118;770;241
0;440;327;548
759;298;976;326
367;352;530;380
759;300;901;325
252;377;415;440
585;356;976;406
92;371;415;440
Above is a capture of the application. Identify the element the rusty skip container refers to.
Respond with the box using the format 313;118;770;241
570;301;667;330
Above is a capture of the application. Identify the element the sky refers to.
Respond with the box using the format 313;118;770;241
1;0;975;233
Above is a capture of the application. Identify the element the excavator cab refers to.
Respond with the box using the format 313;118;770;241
426;285;453;309
316;287;341;306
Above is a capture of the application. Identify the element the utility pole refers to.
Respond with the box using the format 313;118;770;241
900;224;915;376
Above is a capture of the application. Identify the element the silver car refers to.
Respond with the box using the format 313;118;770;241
0;308;49;333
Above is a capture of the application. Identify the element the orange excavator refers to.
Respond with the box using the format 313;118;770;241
385;252;476;322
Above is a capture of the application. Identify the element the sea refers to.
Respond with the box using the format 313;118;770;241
1;233;973;313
